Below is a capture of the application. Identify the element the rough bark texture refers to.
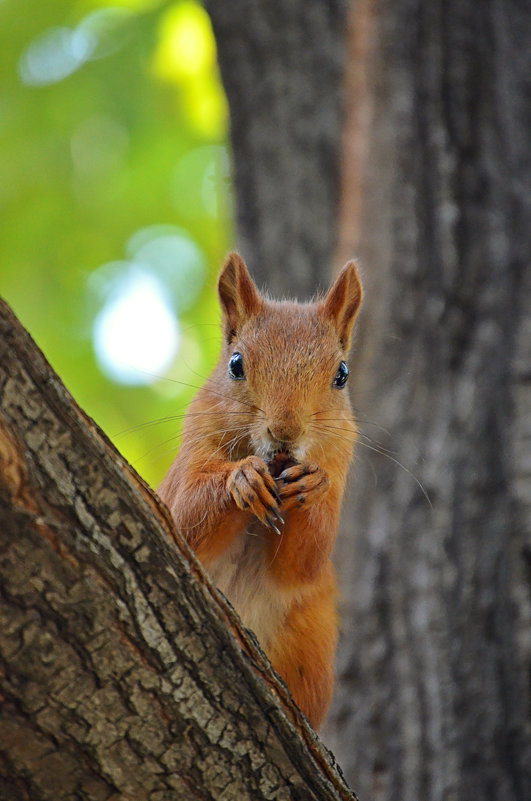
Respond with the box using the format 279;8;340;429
325;1;531;800
0;298;358;800
207;0;531;799
204;0;348;298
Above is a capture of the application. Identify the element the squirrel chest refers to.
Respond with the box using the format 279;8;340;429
206;524;298;648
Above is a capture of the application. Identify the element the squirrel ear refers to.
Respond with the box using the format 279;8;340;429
218;252;262;342
321;261;362;351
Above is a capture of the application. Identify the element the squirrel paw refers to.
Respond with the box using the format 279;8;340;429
276;463;330;511
227;456;284;534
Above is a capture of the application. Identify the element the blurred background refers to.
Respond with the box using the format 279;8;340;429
0;0;233;489
2;1;530;798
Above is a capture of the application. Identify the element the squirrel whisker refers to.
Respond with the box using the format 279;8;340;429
315;423;431;507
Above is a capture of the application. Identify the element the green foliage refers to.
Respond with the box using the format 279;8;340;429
0;0;233;487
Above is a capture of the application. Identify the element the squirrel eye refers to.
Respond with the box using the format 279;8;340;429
332;360;349;389
228;352;245;380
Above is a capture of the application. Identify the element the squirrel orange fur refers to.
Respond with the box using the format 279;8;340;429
158;252;362;729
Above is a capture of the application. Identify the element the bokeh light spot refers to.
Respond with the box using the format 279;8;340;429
152;1;215;81
19;27;96;86
126;225;206;312
77;7;134;60
18;9;134;87
172;146;232;221
92;268;179;385
182;75;228;138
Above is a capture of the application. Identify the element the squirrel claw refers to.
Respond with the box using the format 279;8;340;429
267;504;284;525
266;515;282;536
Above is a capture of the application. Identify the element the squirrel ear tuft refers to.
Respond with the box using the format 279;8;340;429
218;252;262;342
321;261;362;351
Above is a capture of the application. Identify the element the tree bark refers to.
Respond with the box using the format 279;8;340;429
326;1;531;800
0;298;358;800
205;0;348;298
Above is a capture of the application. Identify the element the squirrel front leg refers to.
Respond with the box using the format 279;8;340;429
158;455;282;564
267;462;340;586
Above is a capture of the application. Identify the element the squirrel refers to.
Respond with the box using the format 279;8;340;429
158;252;362;729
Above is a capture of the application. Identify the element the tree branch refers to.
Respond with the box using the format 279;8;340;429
0;298;358;801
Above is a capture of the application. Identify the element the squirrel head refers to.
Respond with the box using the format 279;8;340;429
216;252;362;461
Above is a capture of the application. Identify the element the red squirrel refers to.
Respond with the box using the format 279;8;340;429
158;252;362;729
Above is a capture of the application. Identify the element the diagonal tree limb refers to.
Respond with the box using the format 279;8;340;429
0;298;359;801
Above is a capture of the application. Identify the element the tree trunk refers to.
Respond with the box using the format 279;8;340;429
326;1;531;800
0;298;358;800
207;0;531;799
205;0;347;297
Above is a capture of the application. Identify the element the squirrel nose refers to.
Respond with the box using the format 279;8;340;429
267;422;303;446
